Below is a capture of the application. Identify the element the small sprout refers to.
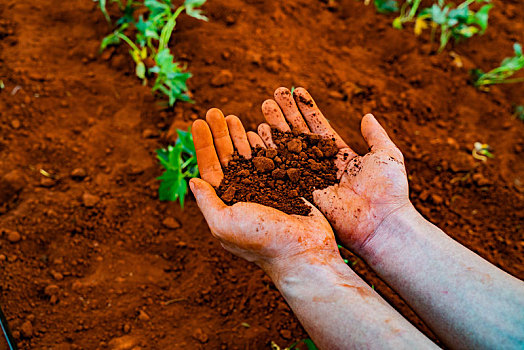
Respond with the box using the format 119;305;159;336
371;284;375;290
290;86;295;94
156;127;199;207
472;142;494;161
472;43;524;88
39;169;56;179
514;105;524;121
240;322;250;328
271;339;318;350
373;0;399;14
0;80;4;90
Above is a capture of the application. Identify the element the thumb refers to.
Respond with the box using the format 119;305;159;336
361;114;397;152
189;178;228;227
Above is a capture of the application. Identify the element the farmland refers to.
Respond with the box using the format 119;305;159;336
0;0;523;348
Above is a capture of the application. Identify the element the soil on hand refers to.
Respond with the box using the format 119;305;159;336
0;0;523;349
217;131;339;215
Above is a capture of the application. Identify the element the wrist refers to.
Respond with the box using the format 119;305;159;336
358;202;429;262
261;250;358;295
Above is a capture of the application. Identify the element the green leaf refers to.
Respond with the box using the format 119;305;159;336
373;0;398;14
185;0;208;21
136;62;146;80
156;127;198;206
472;4;492;33
100;32;121;52
473;42;524;86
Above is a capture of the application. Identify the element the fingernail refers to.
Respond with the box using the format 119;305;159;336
189;179;195;192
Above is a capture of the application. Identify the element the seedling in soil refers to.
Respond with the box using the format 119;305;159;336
416;0;492;52
271;339;318;350
472;142;494;161
472;43;524;88
98;0;208;106
514;105;524;121
156;127;199;206
393;0;421;29
370;0;399;14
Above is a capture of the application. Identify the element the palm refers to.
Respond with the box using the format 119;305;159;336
314;149;409;251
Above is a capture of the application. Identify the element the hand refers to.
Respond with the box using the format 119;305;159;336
257;87;410;254
189;109;342;277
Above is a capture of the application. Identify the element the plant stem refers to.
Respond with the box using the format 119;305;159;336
116;32;141;53
159;5;185;49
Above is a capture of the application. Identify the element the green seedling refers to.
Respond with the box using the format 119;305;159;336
271;339;318;350
393;0;421;28
0;80;4;90
514;105;524;121
99;0;208;106
472;43;524;87
156;127;199;206
416;0;492;52
372;0;399;14
471;142;494;162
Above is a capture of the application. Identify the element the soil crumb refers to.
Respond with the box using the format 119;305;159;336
216;130;339;215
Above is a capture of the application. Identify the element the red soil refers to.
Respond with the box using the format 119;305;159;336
0;0;523;348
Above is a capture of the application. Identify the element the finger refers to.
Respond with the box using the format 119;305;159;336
361;114;402;159
206;108;234;166
293;87;349;149
247;131;266;149
192;120;224;187
261;99;291;132
225;115;252;159
274;87;310;133
189;178;228;232
257;123;276;149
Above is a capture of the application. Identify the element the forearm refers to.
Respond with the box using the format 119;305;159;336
267;254;437;350
359;204;524;349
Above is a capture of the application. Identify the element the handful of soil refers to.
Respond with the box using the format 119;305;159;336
216;130;339;215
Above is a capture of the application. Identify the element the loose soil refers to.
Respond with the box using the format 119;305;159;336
217;131;339;215
0;0;523;349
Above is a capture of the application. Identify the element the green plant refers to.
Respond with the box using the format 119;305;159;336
372;0;399;14
393;0;421;28
271;338;318;350
471;142;494;161
472;43;524;87
416;0;492;51
99;0;208;106
156;127;199;206
514;105;524;121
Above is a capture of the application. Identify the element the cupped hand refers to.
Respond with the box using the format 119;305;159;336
258;87;410;254
189;109;342;276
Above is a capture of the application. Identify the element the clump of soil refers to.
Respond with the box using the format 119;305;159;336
216;130;339;215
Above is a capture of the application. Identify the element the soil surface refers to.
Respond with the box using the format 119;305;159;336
217;131;339;215
0;0;523;349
